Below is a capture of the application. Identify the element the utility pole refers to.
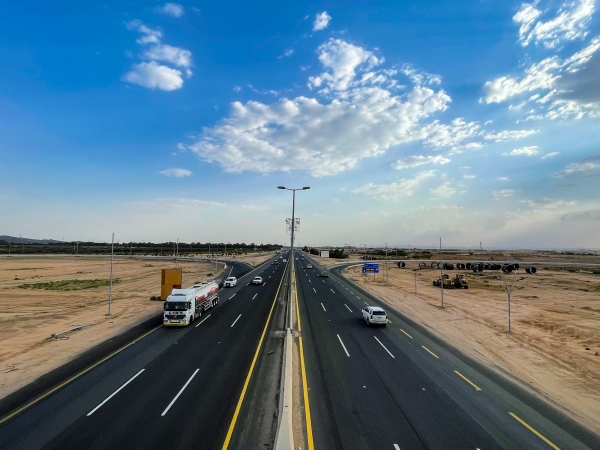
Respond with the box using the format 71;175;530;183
500;269;518;332
413;270;419;294
8;241;11;255
440;237;444;308
176;239;179;266
130;242;132;256
22;242;24;254
108;233;114;316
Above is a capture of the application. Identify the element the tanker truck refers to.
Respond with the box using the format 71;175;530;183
163;281;220;327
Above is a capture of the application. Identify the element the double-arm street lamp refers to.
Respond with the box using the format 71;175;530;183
277;186;310;253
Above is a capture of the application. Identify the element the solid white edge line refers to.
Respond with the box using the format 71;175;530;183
321;303;326;312
195;314;212;327
231;314;242;328
229;293;236;300
344;304;352;312
252;293;257;300
161;368;200;416
87;369;145;416
374;336;395;358
337;334;350;357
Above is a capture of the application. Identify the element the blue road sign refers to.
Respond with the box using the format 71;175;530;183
362;263;379;273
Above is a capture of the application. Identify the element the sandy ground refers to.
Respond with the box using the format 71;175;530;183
319;255;600;435
0;253;274;400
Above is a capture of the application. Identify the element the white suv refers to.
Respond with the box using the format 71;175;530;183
361;306;388;326
252;276;263;285
224;277;237;287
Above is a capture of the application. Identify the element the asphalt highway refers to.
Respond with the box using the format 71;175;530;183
296;255;599;450
0;257;289;450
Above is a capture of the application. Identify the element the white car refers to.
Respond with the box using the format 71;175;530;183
361;306;388;326
306;264;313;269
282;259;287;262
224;277;237;287
252;276;263;285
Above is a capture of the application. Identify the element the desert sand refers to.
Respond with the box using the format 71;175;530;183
312;253;600;434
0;253;274;400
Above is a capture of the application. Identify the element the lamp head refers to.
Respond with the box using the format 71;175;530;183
302;186;311;190
277;186;286;190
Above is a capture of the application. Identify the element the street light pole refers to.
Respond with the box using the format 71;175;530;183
108;233;114;316
440;237;444;308
278;186;310;313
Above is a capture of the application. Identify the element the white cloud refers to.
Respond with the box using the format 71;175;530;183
541;151;560;159
505;146;540;156
126;20;163;45
308;39;382;91
143;44;192;70
482;57;561;103
154;3;185;18
513;0;594;48
124;20;193;90
463;174;475;179
493;189;515;199
185;39;462;176
122;62;184;91
552;155;600;178
498;177;510;181
160;168;192;177
484;129;538;141
278;48;295;59
459;166;471;169
521;197;577;208
313;11;331;31
233;86;242;92
392;155;450;170
352;171;436;200
412;118;482;153
401;64;441;85
430;181;456;198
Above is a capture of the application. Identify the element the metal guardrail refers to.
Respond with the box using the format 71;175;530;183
49;323;95;340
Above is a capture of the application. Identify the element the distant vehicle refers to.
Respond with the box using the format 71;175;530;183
361;306;388;326
318;271;329;277
224;277;237;287
295;258;299;260
282;259;287;262
163;281;219;326
306;264;313;269
252;276;263;285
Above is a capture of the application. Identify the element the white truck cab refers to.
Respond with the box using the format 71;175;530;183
361;306;388;326
164;282;219;327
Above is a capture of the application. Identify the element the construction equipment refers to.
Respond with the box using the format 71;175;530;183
433;274;469;289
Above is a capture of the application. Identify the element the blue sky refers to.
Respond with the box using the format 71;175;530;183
1;0;599;248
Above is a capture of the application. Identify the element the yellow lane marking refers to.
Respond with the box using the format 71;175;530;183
422;346;439;359
399;328;413;339
222;258;289;449
0;325;161;425
294;263;314;450
454;370;482;391
509;412;561;450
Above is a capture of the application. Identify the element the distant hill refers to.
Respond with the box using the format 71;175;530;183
0;235;63;244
